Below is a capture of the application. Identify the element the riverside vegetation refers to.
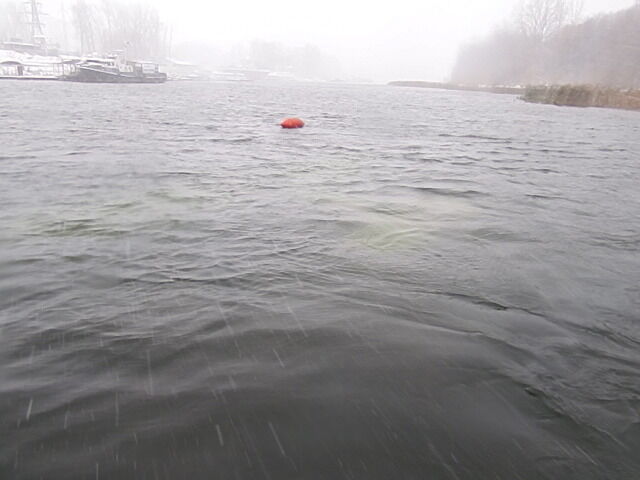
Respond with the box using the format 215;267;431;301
451;0;640;111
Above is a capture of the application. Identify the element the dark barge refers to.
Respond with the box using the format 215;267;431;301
64;58;167;84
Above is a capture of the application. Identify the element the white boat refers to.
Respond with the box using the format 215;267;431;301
0;50;78;80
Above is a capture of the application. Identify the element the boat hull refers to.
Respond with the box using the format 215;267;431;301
0;75;60;81
64;66;167;84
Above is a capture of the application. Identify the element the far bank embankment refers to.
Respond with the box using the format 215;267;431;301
390;81;640;112
523;85;640;111
388;81;524;95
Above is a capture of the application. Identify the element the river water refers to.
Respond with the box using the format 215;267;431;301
1;81;639;479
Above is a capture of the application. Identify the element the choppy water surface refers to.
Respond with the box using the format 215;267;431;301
1;81;639;479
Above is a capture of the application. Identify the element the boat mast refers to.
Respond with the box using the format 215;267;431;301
27;0;46;47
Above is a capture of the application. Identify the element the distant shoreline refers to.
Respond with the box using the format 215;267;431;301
388;81;525;95
389;81;640;112
522;85;640;112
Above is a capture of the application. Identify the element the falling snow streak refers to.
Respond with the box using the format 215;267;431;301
268;422;286;457
25;398;33;421
146;351;154;396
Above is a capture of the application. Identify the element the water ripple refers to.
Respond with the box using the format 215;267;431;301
0;81;639;479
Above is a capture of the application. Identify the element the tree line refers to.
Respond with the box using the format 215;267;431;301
0;1;27;42
0;0;169;61
71;1;169;60
451;0;640;88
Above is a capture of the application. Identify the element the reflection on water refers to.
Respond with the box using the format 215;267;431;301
1;81;639;479
324;188;478;250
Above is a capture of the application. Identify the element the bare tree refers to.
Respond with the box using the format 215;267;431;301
516;0;584;41
0;0;28;42
71;0;96;54
564;0;585;24
453;2;640;88
70;0;167;60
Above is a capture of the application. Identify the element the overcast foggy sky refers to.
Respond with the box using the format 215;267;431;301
155;0;636;81
53;0;636;80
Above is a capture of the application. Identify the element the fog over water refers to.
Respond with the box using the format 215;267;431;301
27;0;638;80
134;0;637;80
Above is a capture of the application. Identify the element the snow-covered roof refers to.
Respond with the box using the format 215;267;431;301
0;48;64;65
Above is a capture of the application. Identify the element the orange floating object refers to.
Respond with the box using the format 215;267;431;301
281;117;305;129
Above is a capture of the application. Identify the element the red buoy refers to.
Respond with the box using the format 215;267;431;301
281;117;305;129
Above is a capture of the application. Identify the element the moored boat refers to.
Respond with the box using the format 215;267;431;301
64;57;167;84
0;52;79;80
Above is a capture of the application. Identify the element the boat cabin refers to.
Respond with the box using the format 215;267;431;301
0;60;24;77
